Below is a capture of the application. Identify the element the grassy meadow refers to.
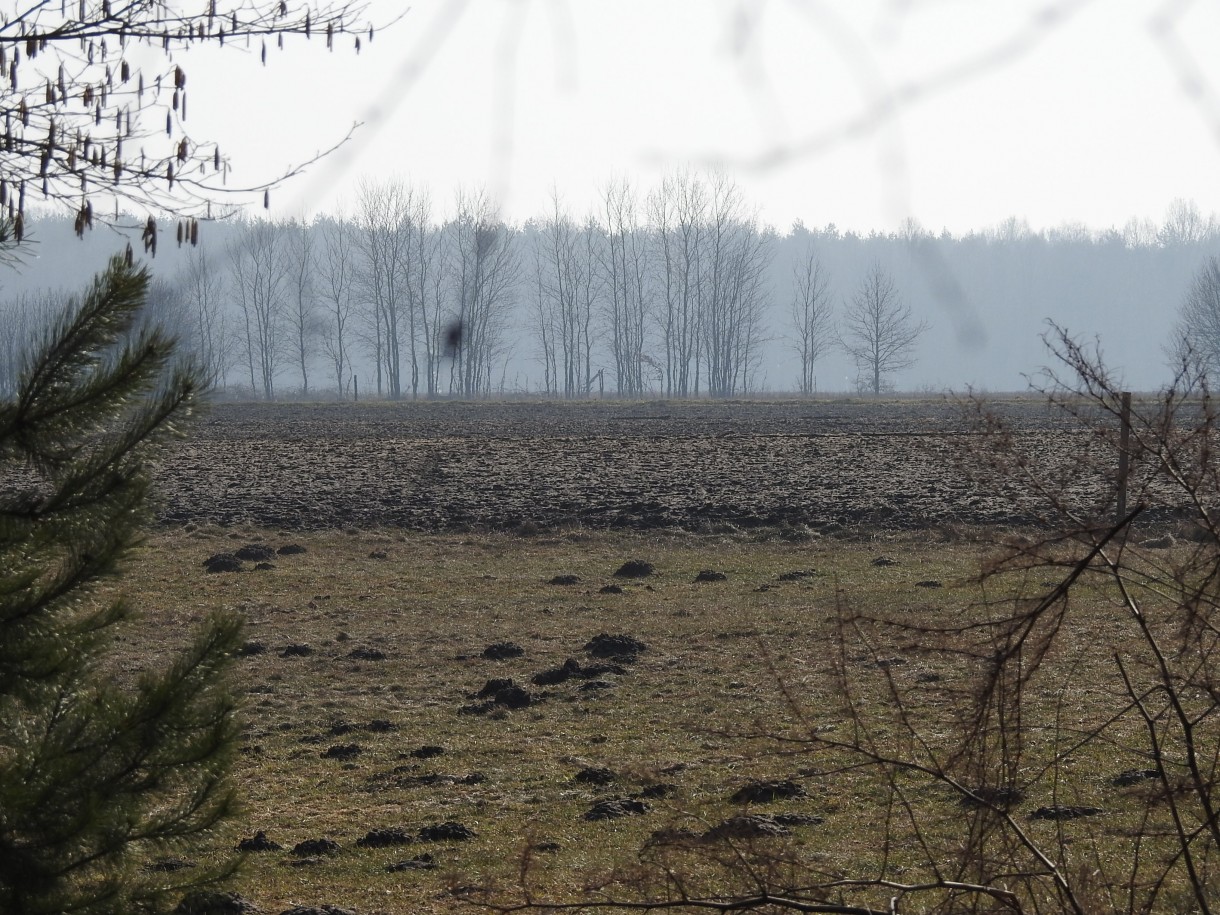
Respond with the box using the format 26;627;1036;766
103;521;1200;915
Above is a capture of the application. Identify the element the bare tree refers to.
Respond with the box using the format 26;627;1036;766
1158;197;1216;247
839;263;927;395
448;188;519;398
531;192;601;398
0;0;373;245
650;171;706;397
529;229;559;395
790;244;834;395
284;219;320;396
403;192;447;398
355;180;411;398
701;173;772;398
1172;255;1220;381
0;289;59;397
599;178;650;397
175;245;233;390
229;221;287;400
316;214;358;397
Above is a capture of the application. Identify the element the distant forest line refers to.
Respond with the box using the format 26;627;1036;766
1;178;1216;399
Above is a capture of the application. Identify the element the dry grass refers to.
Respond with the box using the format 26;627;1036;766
105;524;1195;914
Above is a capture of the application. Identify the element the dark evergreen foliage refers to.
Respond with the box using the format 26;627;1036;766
0;256;243;914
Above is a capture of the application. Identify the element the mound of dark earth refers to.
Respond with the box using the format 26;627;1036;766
410;745;445;759
203;553;243;573
418;821;476;841
356;826;414;848
174;890;262;914
532;658;627;686
482;642;525;660
461;678;532;714
291;838;340;856
730;779;805;803
614;560;654;578
585;797;649;821
386;853;436;871
584;633;647;660
236;831;282;852
234;543;275;561
155;400;1135;533
573;766;616;785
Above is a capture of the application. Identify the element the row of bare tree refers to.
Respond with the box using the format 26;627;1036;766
131;172;930;400
155;184;518;401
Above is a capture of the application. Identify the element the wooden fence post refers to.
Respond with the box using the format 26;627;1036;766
1116;391;1131;526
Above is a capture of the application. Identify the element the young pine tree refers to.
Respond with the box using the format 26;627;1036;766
0;254;244;914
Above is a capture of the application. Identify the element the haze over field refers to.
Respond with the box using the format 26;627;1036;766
3;2;1219;396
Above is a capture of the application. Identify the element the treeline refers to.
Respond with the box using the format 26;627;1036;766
160;174;788;401
3;183;1218;399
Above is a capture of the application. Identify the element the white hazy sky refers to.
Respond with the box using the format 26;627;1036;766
187;0;1220;234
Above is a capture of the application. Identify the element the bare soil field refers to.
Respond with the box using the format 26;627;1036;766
156;399;1108;533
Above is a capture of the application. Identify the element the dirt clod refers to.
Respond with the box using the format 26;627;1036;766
573;766;616;785
694;570;727;582
386;853;436;872
418;822;476;841
584;797;649;820
1112;769;1159;787
290;838;340;857
613;560;654;578
321;744;362;760
703;814;791;840
236;831;283;852
584;633;647;660
482;642;525;660
532;658;582;685
347;647;387;661
148;857;195;872
730;779;805;803
235;544;275;562
356;826;414;848
203;553;243;573
174;890;262;915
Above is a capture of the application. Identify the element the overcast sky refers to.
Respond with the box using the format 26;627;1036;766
186;0;1220;233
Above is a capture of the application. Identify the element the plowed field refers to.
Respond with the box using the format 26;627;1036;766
155;399;1114;533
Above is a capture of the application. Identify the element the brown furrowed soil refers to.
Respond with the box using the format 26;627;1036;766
156;399;1110;533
